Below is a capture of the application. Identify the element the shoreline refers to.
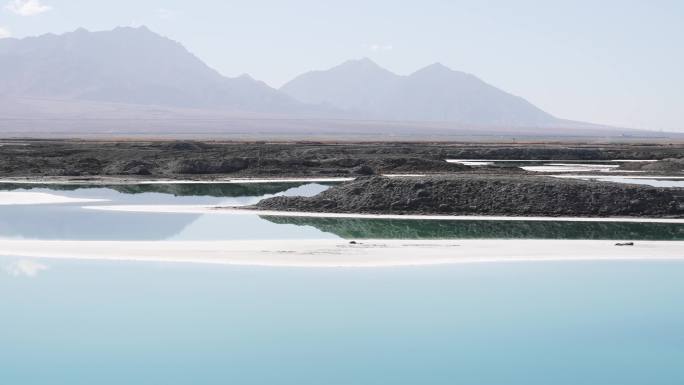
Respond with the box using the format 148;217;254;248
1;239;683;268
82;205;684;223
551;175;684;180
447;159;661;163
0;177;356;185
1;172;682;186
0;175;430;185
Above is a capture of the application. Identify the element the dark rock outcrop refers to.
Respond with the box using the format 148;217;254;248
2;141;683;178
256;176;684;218
619;158;684;173
642;158;684;173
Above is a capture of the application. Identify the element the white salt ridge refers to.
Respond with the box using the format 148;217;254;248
447;159;652;173
1;239;682;268
446;159;659;163
458;161;495;166
522;165;620;173
0;177;355;185
0;175;427;186
0;192;108;205
553;175;684;180
552;175;684;187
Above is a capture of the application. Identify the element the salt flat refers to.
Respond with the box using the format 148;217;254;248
1;239;682;268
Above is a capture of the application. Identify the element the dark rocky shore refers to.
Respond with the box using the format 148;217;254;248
3;139;683;218
619;158;684;172
256;176;684;218
1;140;682;178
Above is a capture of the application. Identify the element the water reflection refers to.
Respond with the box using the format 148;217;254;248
0;183;335;241
0;204;199;240
0;182;333;198
262;216;684;240
1;182;681;241
1;259;49;277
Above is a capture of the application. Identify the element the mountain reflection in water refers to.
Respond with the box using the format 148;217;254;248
0;182;333;198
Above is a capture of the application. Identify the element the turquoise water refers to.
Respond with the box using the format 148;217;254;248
2;258;683;385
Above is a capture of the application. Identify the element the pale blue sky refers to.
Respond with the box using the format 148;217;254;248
1;0;682;131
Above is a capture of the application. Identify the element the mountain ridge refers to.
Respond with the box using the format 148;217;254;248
281;58;557;126
0;26;664;138
0;26;324;115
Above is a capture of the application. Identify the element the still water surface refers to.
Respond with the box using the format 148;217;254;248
1;258;683;385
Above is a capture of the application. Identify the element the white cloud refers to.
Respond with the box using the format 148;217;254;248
367;43;393;52
5;0;52;16
3;259;49;277
0;26;10;38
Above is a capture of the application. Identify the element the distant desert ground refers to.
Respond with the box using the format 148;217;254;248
1;97;681;142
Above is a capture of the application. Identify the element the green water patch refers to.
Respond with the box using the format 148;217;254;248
262;216;684;240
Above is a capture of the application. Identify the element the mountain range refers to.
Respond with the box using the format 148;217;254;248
281;58;556;126
0;26;669;138
0;26;313;114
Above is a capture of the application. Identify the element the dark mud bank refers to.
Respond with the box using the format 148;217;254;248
256;176;684;218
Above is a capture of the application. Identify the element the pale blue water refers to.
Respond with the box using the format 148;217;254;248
1;258;683;385
0;183;338;241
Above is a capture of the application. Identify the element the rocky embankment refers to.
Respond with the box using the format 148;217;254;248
256;176;684;218
0;141;474;177
619;158;684;173
2;140;684;178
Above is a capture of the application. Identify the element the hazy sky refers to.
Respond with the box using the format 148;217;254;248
1;0;683;131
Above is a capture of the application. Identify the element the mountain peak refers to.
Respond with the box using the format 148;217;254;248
113;25;151;32
109;25;160;37
415;62;454;74
56;26;162;41
237;73;257;82
335;57;385;71
356;57;378;65
280;57;400;112
428;62;449;69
